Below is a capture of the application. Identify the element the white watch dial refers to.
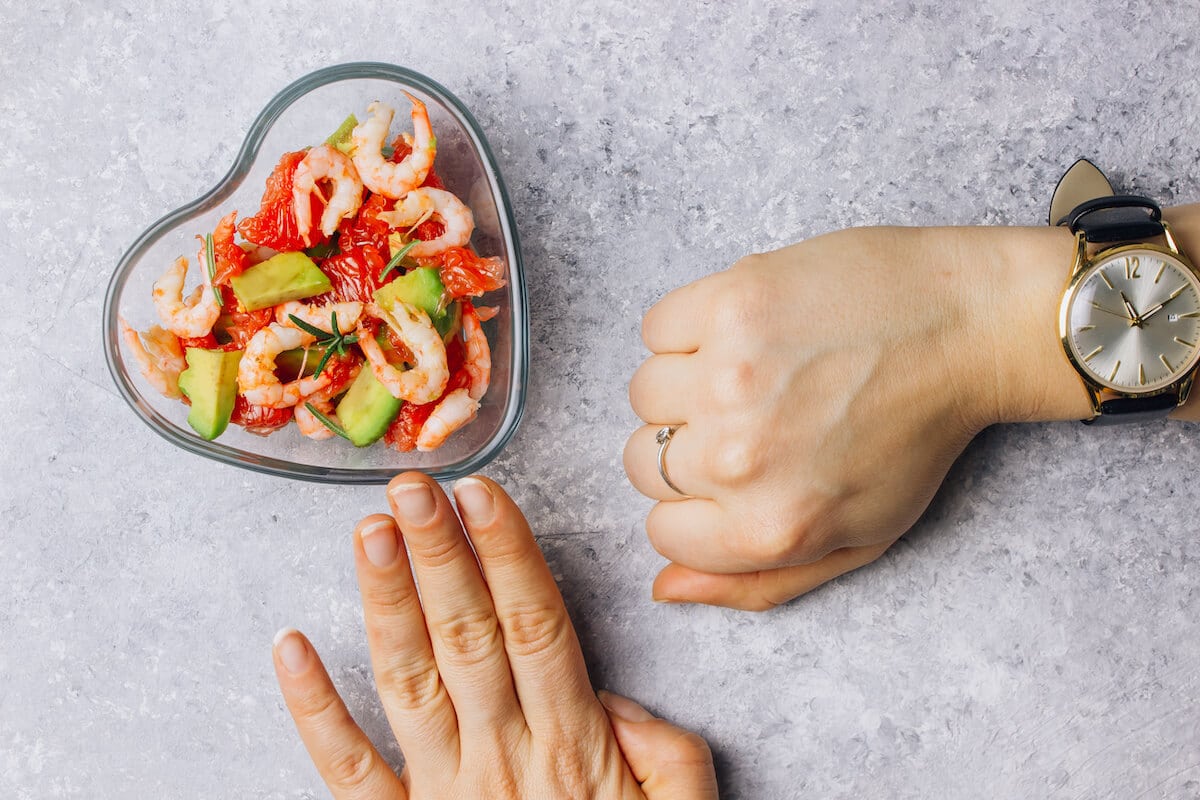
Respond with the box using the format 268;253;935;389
1067;248;1200;392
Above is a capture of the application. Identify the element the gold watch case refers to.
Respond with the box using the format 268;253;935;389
1058;222;1200;415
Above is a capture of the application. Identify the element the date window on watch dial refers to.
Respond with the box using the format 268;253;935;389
1169;312;1183;322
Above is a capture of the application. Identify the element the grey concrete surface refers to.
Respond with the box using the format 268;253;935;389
4;1;1200;797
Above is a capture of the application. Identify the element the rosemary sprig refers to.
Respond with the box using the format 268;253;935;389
304;402;351;441
288;311;359;378
203;233;223;307
378;238;421;282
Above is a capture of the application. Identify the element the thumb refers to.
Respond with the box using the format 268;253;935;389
598;691;719;800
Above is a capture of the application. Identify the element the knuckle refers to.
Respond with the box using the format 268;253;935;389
706;435;764;487
547;745;590;797
406;534;465;569
708;360;759;411
325;746;378;791
379;659;444;712
660;729;715;766
433;609;502;665
500;604;569;658
364;577;420;615
292;684;343;723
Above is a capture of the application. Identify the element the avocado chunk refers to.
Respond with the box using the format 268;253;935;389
324;114;359;154
335;366;403;446
177;348;243;440
275;347;317;380
374;268;458;339
229;251;332;311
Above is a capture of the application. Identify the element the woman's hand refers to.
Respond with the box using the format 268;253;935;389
625;224;1095;610
273;472;718;799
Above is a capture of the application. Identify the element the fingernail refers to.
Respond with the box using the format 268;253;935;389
598;690;655;723
453;477;495;524
359;519;400;568
389;481;436;525
274;628;310;675
652;595;682;604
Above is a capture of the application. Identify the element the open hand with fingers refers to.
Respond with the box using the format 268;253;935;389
625;225;1098;610
272;473;718;799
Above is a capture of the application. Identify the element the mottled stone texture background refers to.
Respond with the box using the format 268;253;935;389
5;1;1200;798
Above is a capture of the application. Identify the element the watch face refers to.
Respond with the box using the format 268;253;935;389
1066;248;1200;393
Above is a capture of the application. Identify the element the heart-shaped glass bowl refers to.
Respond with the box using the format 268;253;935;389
103;63;527;483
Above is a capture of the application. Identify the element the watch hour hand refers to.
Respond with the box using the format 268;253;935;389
1119;291;1141;326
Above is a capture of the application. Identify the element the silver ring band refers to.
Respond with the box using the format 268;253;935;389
655;425;694;499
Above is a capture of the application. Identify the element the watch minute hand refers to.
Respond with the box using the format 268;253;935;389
1137;285;1187;324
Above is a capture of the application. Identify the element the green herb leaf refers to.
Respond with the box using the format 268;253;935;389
288;311;360;379
379;239;421;282
381;144;395;160
287;314;329;339
312;346;335;379
305;403;352;441
204;233;223;307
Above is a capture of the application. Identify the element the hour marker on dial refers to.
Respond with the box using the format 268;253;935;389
1139;363;1147;385
1078;325;1096;332
1109;361;1121;382
1099;270;1115;290
1175;336;1196;348
1155;263;1167;283
1083;346;1103;361
1161;354;1174;372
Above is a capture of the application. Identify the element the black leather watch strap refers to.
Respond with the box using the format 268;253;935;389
1059;194;1165;244
1083;392;1179;425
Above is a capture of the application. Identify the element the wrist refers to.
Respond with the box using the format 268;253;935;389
979;225;1094;424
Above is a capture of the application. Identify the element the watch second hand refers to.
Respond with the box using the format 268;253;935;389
1092;302;1136;322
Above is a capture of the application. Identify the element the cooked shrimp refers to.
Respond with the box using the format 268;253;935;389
294;400;337;441
416;388;479;451
152;255;221;338
238;323;331;408
293;144;364;245
377;187;474;258
276;300;364;332
119;318;186;399
242;243;278;265
293;358;363;441
350;94;435;199
358;302;448;404
461;302;491;400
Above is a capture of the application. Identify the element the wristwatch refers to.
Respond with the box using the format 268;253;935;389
1050;158;1200;424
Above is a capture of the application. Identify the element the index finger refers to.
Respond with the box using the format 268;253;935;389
450;476;601;735
641;278;707;354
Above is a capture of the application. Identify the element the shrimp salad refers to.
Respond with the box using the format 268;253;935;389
121;95;506;453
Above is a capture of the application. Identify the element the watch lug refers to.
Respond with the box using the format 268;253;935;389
1050;158;1114;227
1178;373;1196;406
1162;220;1182;255
1085;385;1103;416
1069;230;1087;277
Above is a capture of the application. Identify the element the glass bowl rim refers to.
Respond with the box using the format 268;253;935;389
102;61;528;484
